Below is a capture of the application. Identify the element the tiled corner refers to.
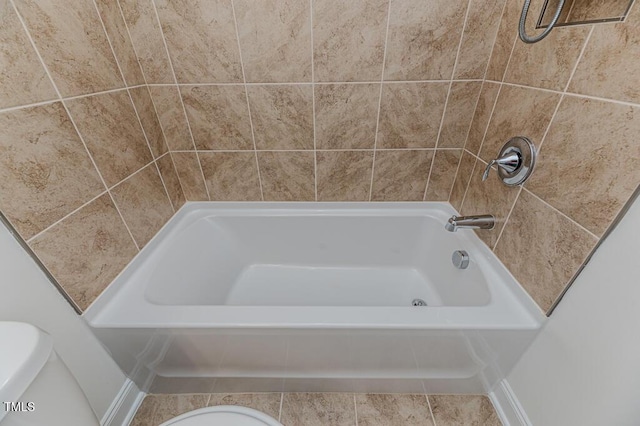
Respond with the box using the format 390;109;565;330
156;154;186;211
94;0;145;86
426;150;462;202
29;194;138;311
525;96;640;237
248;85;314;150
129;86;168;159
148;86;194;151
154;0;242;84
494;189;598;312
171;152;208;201
0;103;104;239
314;84;379;150
429;395;501;426
200;152;262;201
0;0;56;109
449;151;476;211
13;0;124;97
258;151;315;201
110;164;174;248
281;393;356;426
234;0;312;83
377;83;449;149
66;90;153;187
356;394;434;426
181;85;253;151
316;151;373;201
384;0;467;80
464;82;500;155
119;0;174;84
371;150;433;201
484;0;520;82
479;84;560;163
454;0;507;80
312;0;389;82
439;81;483;149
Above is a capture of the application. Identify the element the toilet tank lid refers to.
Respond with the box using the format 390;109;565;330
0;322;53;421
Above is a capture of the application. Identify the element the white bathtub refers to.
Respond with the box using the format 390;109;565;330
85;202;544;394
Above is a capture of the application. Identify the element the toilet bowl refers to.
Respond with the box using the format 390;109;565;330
0;322;282;426
159;405;283;426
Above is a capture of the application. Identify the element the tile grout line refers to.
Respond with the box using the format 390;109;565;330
144;79;484;87
230;0;264;201
353;394;358;425
114;0;189;208
9;0;140;251
149;0;211;201
492;186;523;250
482;0;509;82
310;0;318;201
278;393;284;422
90;0;176;213
425;0;472;201
169;148;458;153
425;394;437;426
367;0;393;201
114;0;190;206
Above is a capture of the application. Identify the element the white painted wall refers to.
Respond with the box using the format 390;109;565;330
506;193;640;425
0;221;127;420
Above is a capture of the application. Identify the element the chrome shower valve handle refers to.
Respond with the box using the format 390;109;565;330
482;136;537;186
482;153;521;182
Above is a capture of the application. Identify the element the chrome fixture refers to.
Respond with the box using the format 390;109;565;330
483;136;536;186
445;215;495;232
452;250;470;270
519;0;565;44
412;298;427;306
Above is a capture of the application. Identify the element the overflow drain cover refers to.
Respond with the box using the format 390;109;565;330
412;299;427;306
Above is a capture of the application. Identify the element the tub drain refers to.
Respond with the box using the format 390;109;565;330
412;298;427;307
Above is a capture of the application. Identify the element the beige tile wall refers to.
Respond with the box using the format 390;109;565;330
452;0;640;313
0;0;186;311
120;0;507;204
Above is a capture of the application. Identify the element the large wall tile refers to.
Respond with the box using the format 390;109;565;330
66;91;153;187
426;150;462;201
29;194;138;311
120;0;174;84
461;157;520;248
479;85;560;163
505;25;591;91
111;164;174;247
94;0;145;86
356;394;434;426
315;84;379;150
157;154;185;210
0;103;104;239
371;150;432;201
248;85;313;150
465;82;500;155
430;395;500;426
234;0;311;83
377;83;448;149
494;190;597;312
454;0;507;79
569;18;640;104
438;81;482;148
448;151;476;211
313;0;388;82
384;0;467;81
317;151;373;201
526;96;640;236
171;152;208;200
13;0;123;97
485;0;520;82
0;0;56;109
258;151;315;201
181;85;253;150
129;86;168;158
200;152;262;201
155;0;242;83
149;86;194;151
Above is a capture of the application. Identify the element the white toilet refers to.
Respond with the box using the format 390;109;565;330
0;322;282;426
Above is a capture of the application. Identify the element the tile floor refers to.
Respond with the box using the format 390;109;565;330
130;392;501;425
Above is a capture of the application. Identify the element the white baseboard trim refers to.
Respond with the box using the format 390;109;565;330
489;380;532;426
101;379;145;426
